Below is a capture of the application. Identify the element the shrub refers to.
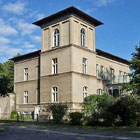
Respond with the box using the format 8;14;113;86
110;95;140;126
83;93;115;126
10;110;17;119
49;103;68;123
69;112;83;125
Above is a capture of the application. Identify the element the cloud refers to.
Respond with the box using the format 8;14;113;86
27;11;45;20
36;13;45;20
22;42;35;49
2;1;27;15
0;46;23;57
85;8;97;14
0;18;18;36
96;0;116;7
0;36;11;45
30;35;41;43
17;19;37;36
8;18;37;36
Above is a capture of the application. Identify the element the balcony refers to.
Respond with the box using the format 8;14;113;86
96;71;129;84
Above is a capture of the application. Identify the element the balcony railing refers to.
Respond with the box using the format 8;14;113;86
96;71;129;84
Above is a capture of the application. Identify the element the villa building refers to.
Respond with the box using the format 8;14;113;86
11;7;129;114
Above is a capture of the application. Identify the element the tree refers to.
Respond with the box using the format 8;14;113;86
123;44;140;95
0;53;21;96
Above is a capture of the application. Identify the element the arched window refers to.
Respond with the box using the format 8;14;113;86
52;87;58;102
54;29;60;47
81;28;85;46
83;86;87;99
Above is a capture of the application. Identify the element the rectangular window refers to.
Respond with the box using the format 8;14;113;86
52;58;58;74
119;71;123;83
106;68;109;80
123;72;127;83
96;64;98;77
24;91;28;104
110;68;114;84
52;87;58;102
97;89;102;95
83;58;87;74
83;86;87;99
100;65;104;80
24;68;28;81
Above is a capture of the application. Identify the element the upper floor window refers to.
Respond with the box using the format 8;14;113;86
52;87;58;102
81;28;85;46
52;58;58;74
96;64;99;77
83;58;87;74
110;68;114;84
100;65;104;80
24;68;28;81
83;86;88;99
123;72;127;83
24;91;28;104
54;29;60;47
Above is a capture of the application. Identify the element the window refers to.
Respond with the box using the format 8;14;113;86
24;68;28;81
100;66;104;80
119;71;123;83
24;91;28;104
52;87;58;102
83;58;87;74
52;58;58;74
123;72;127;83
83;86;87;99
106;68;109;80
54;29;60;47
110;68;114;84
96;64;99;77
97;89;102;95
81;28;85;46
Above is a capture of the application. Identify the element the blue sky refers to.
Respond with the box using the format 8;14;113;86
0;0;139;63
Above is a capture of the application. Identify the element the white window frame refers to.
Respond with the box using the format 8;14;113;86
24;68;28;81
83;58;87;74
52;87;58;102
83;86;88;99
54;29;60;47
97;89;102;95
123;72;127;83
81;28;85;46
24;91;28;104
52;58;58;74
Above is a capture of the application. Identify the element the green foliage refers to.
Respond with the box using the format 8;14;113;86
0;53;21;96
123;44;140;95
83;93;115;126
49;103;68;123
10;110;17;119
69;112;83;125
110;95;140;126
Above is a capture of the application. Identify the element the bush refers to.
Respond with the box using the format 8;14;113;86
49;103;68;123
110;95;140;126
10;110;17;119
84;93;115;126
69;112;83;125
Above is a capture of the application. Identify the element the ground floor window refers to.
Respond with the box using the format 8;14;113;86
83;86;88;99
24;91;28;104
52;87;58;102
97;89;102;95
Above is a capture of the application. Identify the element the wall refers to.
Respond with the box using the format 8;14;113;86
0;93;15;119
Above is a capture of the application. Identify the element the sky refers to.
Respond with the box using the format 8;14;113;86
0;0;139;63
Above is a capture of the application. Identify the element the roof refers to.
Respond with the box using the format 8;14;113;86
96;49;130;65
10;50;41;62
33;6;103;27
